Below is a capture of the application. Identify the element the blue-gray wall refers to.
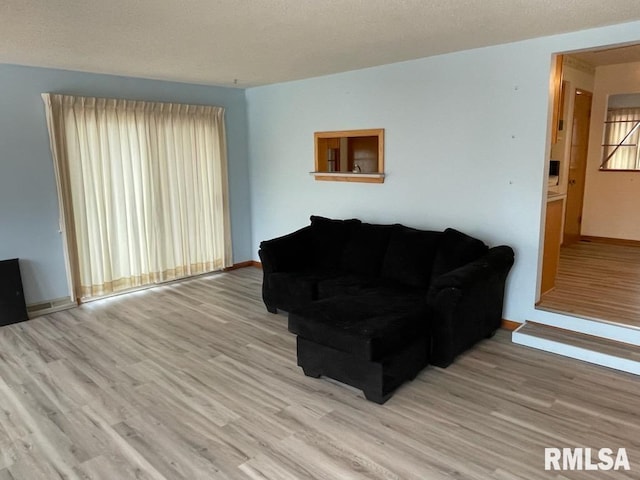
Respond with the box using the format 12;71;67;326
0;64;251;304
246;20;640;329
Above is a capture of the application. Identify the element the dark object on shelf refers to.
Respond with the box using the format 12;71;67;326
0;258;29;326
259;216;514;403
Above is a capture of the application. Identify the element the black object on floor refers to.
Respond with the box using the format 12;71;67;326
0;258;29;326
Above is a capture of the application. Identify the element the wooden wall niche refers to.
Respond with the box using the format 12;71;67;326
550;54;564;145
313;129;384;183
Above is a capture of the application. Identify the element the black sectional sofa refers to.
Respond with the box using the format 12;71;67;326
259;216;514;403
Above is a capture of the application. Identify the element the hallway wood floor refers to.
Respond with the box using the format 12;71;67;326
1;267;640;479
537;241;640;328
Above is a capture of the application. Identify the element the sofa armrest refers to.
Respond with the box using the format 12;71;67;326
426;245;514;367
258;226;314;274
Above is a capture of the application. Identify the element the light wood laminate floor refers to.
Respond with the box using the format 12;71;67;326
537;241;640;328
1;267;640;479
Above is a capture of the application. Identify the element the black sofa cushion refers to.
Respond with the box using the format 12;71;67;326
289;295;428;361
431;228;488;280
268;270;339;311
340;223;398;276
318;274;424;299
317;274;382;298
381;227;441;288
310;215;361;269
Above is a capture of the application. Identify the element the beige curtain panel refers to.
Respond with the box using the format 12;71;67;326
42;94;232;301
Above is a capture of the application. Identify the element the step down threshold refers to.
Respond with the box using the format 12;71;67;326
512;321;640;375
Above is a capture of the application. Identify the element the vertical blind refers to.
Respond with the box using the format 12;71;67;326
42;94;232;301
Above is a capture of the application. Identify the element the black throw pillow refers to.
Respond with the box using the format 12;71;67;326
381;228;441;288
431;228;488;279
310;216;361;269
340;223;398;276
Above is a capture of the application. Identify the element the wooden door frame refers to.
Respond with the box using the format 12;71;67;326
563;88;592;245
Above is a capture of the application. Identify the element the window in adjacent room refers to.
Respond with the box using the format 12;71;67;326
601;106;640;170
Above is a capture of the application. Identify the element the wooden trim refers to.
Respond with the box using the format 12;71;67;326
550;54;563;144
314;129;384;183
313;174;384;184
581;236;640;248
541;196;564;295
223;261;262;272
501;319;521;331
314;128;383;139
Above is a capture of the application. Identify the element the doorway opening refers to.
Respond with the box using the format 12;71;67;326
537;44;640;329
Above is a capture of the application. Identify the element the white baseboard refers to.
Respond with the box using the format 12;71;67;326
27;297;76;319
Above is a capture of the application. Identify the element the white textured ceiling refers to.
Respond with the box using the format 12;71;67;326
1;0;640;87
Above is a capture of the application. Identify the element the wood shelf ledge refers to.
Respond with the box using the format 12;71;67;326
310;172;385;184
